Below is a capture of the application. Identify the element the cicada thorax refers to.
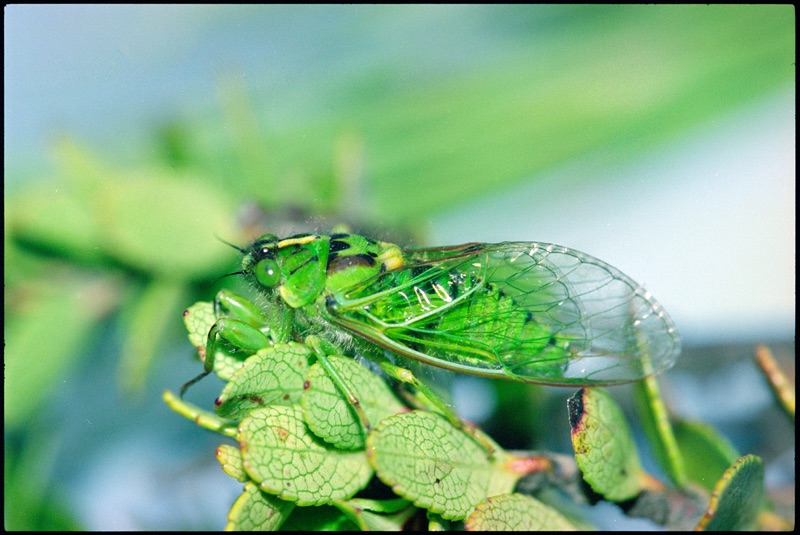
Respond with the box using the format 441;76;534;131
323;233;403;295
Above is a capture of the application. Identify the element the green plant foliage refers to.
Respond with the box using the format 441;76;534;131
12;139;239;278
331;498;417;531
6;10;794;531
166;278;790;530
278;504;359;531
216;444;248;483
695;454;765;531
633;374;687;488
465;493;576;531
238;405;374;506
227;482;296;531
4;272;122;427
302;355;407;450
239;5;795;225
183;301;217;350
567;388;644;502
673;420;740;493
367;411;518;520
215;344;312;420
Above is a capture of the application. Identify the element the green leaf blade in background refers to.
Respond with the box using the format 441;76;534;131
674;420;740;494
95;171;239;280
248;5;795;224
4;272;122;428
8;139;242;281
118;278;189;393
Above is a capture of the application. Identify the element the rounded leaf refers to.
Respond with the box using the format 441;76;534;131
465;493;576;531
239;406;372;506
302;355;406;450
695;454;764;531
226;481;295;531
567;388;643;501
367;410;518;520
216;444;247;482
182;300;246;381
184;302;214;350
216;343;311;420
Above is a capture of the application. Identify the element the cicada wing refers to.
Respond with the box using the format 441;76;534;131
482;243;681;383
326;242;680;386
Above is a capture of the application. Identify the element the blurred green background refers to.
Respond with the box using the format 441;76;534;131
4;5;794;529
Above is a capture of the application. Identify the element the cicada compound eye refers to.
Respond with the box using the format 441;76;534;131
253;258;280;288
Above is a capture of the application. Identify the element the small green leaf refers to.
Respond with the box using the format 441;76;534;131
333;498;417;531
226;481;296;531
302;355;407;450
567;388;643;502
674;419;739;493
279;504;359;531
633;374;687;488
216;444;247;483
119;278;188;392
182;300;251;382
239;405;373;506
695;454;764;531
465;493;576;531
183;301;214;350
216;343;311;420
366;410;518;520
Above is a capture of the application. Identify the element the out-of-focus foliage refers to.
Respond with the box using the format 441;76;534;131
147;5;794;225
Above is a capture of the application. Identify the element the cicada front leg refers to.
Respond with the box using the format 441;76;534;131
180;289;278;397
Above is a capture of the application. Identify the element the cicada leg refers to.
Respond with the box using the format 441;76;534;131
180;289;276;397
305;335;374;433
376;358;497;458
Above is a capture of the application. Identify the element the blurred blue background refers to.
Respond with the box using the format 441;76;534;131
5;5;794;530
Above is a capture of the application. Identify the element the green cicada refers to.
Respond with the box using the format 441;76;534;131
187;232;679;394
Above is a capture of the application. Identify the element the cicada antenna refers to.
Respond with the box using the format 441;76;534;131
212;235;250;283
215;234;247;254
212;270;247;284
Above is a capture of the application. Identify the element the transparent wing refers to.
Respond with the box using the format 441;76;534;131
325;242;680;386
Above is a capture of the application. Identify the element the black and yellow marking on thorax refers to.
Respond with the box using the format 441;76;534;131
326;234;402;274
